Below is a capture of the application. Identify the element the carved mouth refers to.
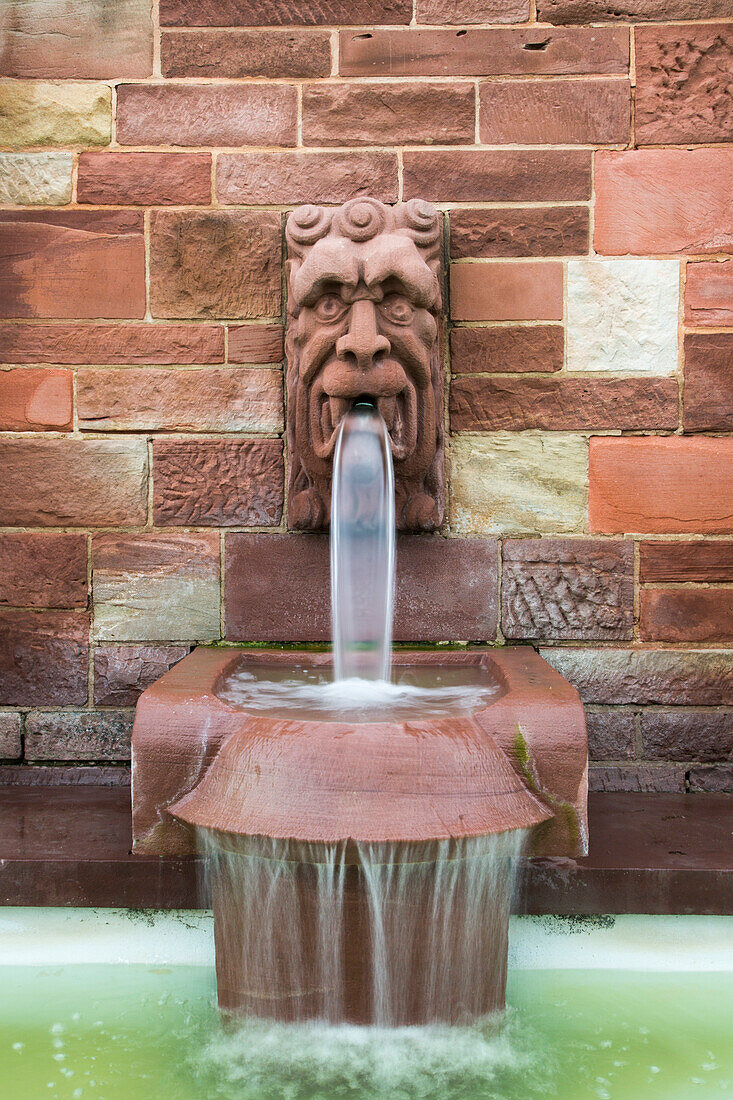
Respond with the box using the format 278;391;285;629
312;387;416;462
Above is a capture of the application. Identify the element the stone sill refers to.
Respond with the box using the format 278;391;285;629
0;789;731;914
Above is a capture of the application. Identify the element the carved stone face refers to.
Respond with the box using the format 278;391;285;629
285;198;445;531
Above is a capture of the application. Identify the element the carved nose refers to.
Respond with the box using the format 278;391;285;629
336;299;390;372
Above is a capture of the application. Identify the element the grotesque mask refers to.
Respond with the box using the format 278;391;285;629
285;197;445;531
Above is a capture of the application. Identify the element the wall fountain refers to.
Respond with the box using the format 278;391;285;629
131;198;588;1027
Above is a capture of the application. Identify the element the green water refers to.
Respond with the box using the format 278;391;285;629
1;965;731;1099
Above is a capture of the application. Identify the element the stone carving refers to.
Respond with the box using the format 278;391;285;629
285;197;445;531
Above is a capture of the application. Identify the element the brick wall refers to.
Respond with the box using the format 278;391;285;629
1;0;732;793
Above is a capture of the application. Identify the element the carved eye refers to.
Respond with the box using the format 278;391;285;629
313;293;347;323
379;294;415;325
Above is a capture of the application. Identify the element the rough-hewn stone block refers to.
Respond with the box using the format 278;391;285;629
640;541;733;584
0;0;152;78
116;84;297;147
225;534;499;642
25;711;134;762
0;712;21;759
683;333;733;432
595;149;733;255
589;764;684;793
450;326;563;374
0;82;111;147
450;208;588;259
540;646;733;705
153;440;283;527
640;590;733;644
636;25;733;145
585;708;636;760
404;150;592;203
160;0;412;24
685;261;733;327
689;765;733;792
450;434;588;536
92;533;220;643
340;26;628;77
0;368;73;430
451;376;678;431
502;538;633;640
0;610;89;706
78;367;282;433
451;262;564;321
162;29;331;77
0;152;72;205
479;78;630;144
0;322;224;365
590;438;733;535
217;152;398;206
0;533;86;609
641;708;733;763
77;152;211;206
1;438;148;527
150;210;281;320
94;645;189;706
302;83;475;146
537;0;731;21
417;0;529;22
228;325;283;364
567;259;679;375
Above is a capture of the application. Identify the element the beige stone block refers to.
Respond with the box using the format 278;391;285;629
0;152;72;204
0;82;111;147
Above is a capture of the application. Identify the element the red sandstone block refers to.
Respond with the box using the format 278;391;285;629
116;84;298;147
640;541;733;584
641;708;733;764
589;764;684;793
77;152;211;206
684;333;733;433
0;322;224;365
0;713;21;759
479;78;630;145
94;644;189;706
689;765;733;793
685;262;733;327
25;710;134;762
635;24;733;146
451;376;678;431
160;0;412;24
0;219;145;320
595;149;733;255
0;765;130;786
0;368;72;430
0;210;142;232
217;152;399;206
451;262;563;322
641;590;733;644
403;150;592;202
450;207;589;259
417;0;529;22
0;533;87;609
450;326;563;374
589;437;733;534
162;30;331;77
0;610;89;706
585;708;635;760
228;325;283;364
537;0;732;20
302;83;475;147
340;26;628;77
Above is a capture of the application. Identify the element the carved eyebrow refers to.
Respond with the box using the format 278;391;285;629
292;246;359;307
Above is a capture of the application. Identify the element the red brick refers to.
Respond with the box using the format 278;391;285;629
0;322;224;365
452;376;678;431
25;711;133;762
0;713;21;759
153;440;283;527
640;541;733;584
538;0;731;20
479;78;630;144
302;83;475;146
0;0;152;79
641;708;733;763
640;590;733;644
595;149;733;256
0;219;145;320
0;368;72;430
94;645;189;706
228;325;283;364
585;708;636;760
0;438;148;527
450;326;563;374
217;151;399;206
590;437;733;534
685;261;733;327
689;765;733;792
589;764;684;793
162;29;331;77
340;26;628;77
684;333;733;433
77;152;211;206
78;367;282;433
0;610;89;706
451;262;563;321
225;534;499;642
150;210;281;320
403;149;592;202
635;25;733;146
450;207;589;259
417;0;529;22
116;84;298;147
0;533;87;609
160;0;412;24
